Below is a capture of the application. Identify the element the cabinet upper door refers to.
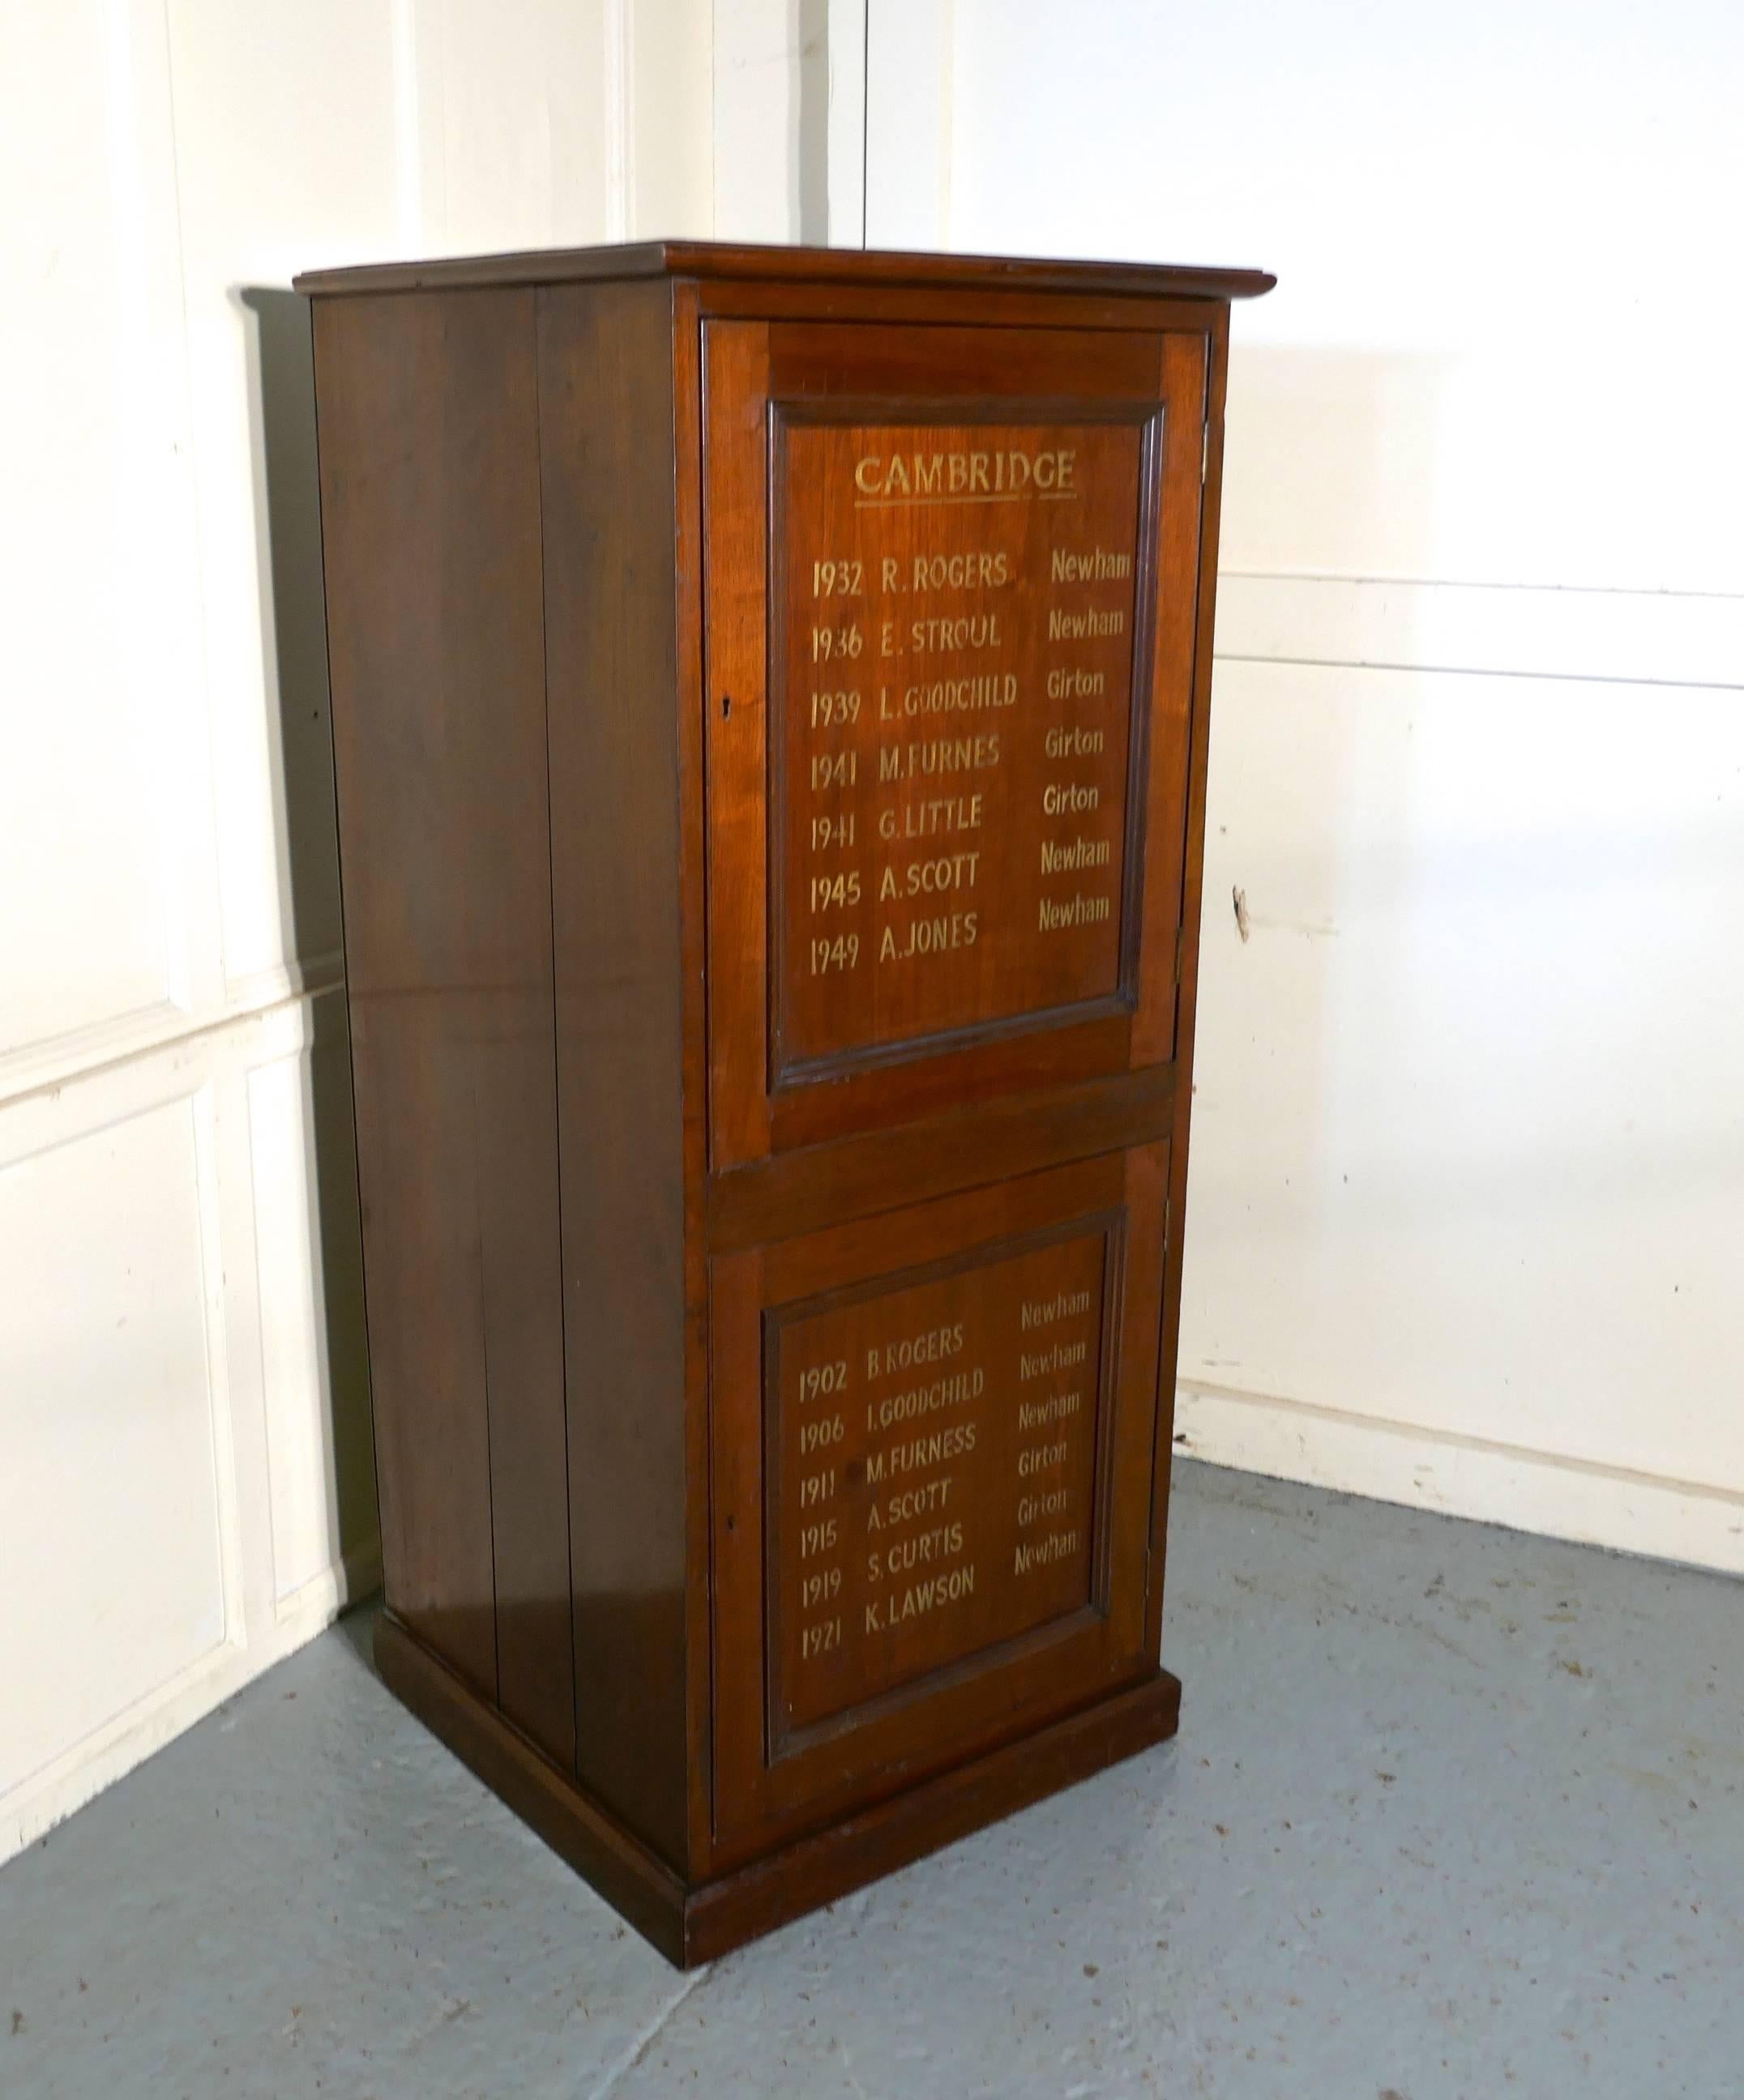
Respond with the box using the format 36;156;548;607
703;317;1209;1168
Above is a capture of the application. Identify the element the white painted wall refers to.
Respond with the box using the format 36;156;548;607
861;0;1744;1571
0;0;713;1865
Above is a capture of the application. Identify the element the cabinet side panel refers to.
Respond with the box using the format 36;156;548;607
537;280;690;1867
1150;311;1232;1658
313;291;575;1760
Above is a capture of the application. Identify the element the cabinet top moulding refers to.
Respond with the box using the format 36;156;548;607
292;237;1276;303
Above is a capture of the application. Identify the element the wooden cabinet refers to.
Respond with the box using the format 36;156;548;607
297;239;1273;1964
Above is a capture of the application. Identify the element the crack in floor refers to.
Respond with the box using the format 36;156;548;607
584;1967;709;2100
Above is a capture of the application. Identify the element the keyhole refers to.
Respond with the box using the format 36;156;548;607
721;692;732;719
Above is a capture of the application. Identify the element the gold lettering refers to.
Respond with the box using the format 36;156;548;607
1019;1340;1088;1380
1014;1530;1079;1573
908;614;1002;654
912;551;1011;591
1047;606;1124;640
866;1368;983;1433
901;851;980;896
1040;837;1112;874
1037;893;1113;930
1016;1389;1083;1431
878;910;980;962
1045;725;1104;759
1017;1437;1069;1476
850;449;1079;504
1050;544;1129;582
1017;1486;1071;1526
878;1476;954;1529
878;795;983;842
1020;1287;1095;1329
866;1420;977;1483
867;1323;965;1379
1047;666;1105;699
882;1560;977;1624
884;1520;964;1575
900;673;1016;714
879;734;1001;783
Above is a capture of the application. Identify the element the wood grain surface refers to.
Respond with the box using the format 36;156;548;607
296;237;1274;303
314;288;574;1762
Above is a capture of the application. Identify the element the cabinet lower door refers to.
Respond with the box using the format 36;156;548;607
709;1142;1169;1860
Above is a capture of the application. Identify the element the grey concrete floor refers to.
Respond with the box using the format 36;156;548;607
2;1462;1740;2100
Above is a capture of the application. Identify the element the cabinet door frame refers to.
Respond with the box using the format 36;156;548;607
707;1142;1169;1865
701;315;1209;1171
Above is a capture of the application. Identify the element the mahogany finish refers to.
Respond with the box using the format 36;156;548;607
299;238;1271;1964
297;237;1275;304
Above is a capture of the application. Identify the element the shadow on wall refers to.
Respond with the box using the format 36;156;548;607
796;0;830;244
238;285;377;1585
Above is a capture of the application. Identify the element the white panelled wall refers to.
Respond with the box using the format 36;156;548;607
858;0;1744;1569
0;0;716;1865
6;0;1741;1867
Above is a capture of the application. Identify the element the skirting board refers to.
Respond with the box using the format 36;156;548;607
0;1538;382;1867
1176;1382;1744;1580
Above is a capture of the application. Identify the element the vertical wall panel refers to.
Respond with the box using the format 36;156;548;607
0;0;215;1057
411;0;613;254
165;0;405;996
248;1010;373;1606
0;1099;228;1802
631;0;716;238
1186;662;1744;1492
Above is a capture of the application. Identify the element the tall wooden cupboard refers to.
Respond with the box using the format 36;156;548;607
296;241;1275;1963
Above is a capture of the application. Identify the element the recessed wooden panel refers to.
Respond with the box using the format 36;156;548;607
772;411;1154;1080
767;1221;1114;1745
